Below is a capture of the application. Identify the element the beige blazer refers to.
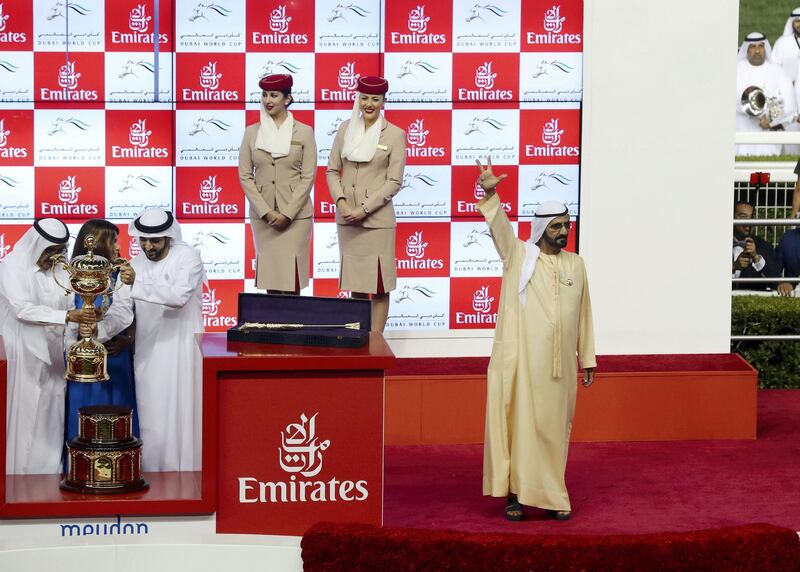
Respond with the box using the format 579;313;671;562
238;119;317;220
326;118;406;229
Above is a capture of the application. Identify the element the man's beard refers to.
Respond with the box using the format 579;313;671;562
543;234;567;249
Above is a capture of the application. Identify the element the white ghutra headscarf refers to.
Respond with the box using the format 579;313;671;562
518;200;568;308
738;32;772;61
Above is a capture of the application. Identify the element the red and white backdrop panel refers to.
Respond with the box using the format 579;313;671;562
0;0;583;332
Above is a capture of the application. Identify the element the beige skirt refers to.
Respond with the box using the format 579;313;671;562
250;213;312;291
337;225;396;294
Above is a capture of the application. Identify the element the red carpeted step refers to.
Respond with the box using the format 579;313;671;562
302;522;800;572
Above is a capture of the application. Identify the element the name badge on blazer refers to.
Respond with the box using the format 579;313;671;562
377;143;388;151
290;140;302;145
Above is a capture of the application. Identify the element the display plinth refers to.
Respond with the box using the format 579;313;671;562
205;332;395;536
0;335;216;519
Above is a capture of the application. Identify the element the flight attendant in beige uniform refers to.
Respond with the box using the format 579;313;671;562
327;76;406;333
239;74;317;293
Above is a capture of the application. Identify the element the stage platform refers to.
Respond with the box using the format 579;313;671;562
381;389;800;536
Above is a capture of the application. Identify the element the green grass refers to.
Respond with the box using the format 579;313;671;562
740;1;800;45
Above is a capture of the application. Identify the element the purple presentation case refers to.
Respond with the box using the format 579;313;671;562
226;293;372;348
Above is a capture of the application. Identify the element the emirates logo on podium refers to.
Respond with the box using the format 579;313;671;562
279;413;331;478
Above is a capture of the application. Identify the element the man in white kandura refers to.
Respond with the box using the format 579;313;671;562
771;8;800;83
0;219;96;474
101;208;205;472
475;158;596;522
736;32;796;157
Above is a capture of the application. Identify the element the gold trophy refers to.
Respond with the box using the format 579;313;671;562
51;235;128;383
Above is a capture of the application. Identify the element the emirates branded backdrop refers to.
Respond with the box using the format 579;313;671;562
0;0;583;332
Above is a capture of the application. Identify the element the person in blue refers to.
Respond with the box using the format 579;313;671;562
64;219;138;441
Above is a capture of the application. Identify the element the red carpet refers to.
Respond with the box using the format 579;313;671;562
383;389;800;535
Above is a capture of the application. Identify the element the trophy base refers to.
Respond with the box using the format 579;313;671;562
60;478;149;495
66;337;110;383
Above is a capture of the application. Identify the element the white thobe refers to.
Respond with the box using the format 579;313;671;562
478;193;596;511
1;268;70;474
772;34;800;83
736;60;796;156
100;244;205;472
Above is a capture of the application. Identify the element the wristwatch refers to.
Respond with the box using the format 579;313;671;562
362;204;370;215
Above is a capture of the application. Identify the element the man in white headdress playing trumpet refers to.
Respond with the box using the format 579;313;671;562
736;32;796;157
475;158;595;522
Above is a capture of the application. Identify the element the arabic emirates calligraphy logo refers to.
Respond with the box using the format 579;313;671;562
407;4;429;33
57;176;81;204
279;413;330;478
337;62;359;90
406;119;429;147
128;4;151;32
474;61;497;90
199;61;222;90
542;118;564;146
406;231;428;259
129;237;141;256
202;287;221;317
0;234;10;261
199;175;221;204
543;5;566;33
0;119;9;147
128;119;151;148
269;4;291;33
472;286;494;314
57;61;81;90
473;180;486;200
0;4;9;32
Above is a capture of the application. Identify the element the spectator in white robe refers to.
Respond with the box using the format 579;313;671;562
736;32;796;157
1;219;96;474
100;209;206;472
772;8;800;83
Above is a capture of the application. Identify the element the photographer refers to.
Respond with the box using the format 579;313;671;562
733;200;779;291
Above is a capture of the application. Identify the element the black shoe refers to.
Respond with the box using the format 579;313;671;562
504;495;525;521
546;509;571;521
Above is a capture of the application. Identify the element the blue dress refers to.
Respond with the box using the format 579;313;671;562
64;277;139;441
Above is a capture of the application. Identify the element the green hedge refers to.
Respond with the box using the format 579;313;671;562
731;295;800;388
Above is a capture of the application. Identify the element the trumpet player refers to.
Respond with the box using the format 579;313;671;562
736;32;795;156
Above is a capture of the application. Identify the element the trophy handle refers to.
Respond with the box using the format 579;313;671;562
107;258;131;296
50;255;76;296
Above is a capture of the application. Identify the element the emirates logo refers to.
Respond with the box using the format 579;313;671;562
471;286;494;314
0;233;10;261
128;119;151;148
279;413;330;478
199;61;222;90
58;176;82;205
269;4;291;33
129;237;141;256
57;61;81;90
541;118;564;147
199;175;222;204
474;61;496;90
0;4;9;31
0;119;9;147
543;5;566;33
406;119;429;147
202;287;221;317
337;62;360;90
407;4;429;33
128;4;151;32
405;231;428;259
473;180;485;200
